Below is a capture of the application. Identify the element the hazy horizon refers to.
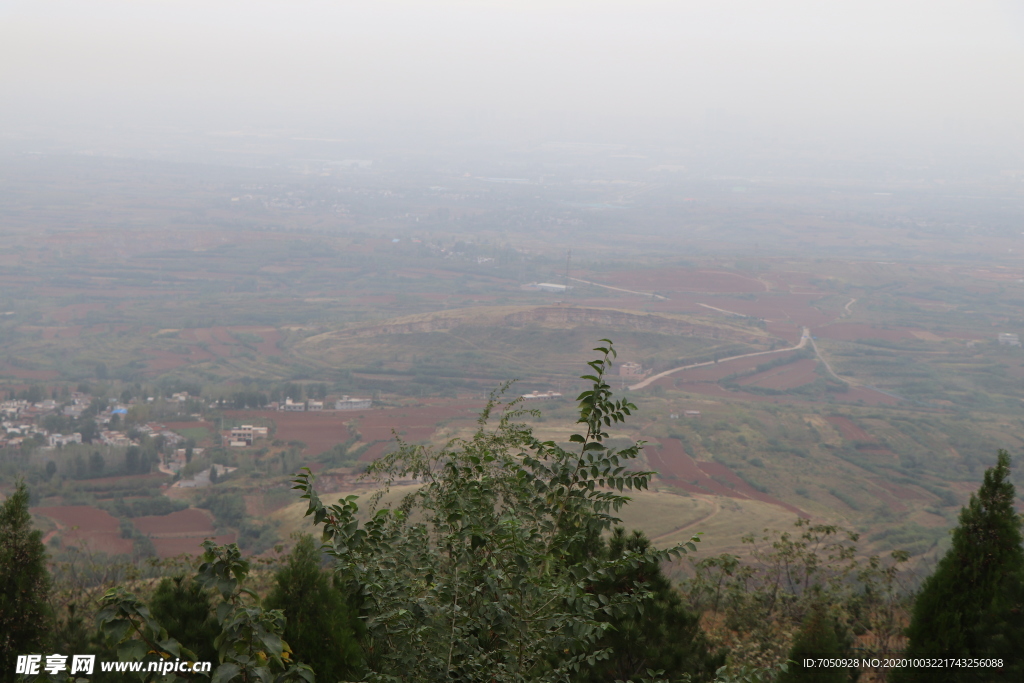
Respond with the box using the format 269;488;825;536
3;0;1024;167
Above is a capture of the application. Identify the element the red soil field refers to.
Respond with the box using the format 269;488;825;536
824;416;873;441
358;442;391;462
227;410;353;454
352;403;479;442
645;439;805;516
843;387;901;406
695;461;805;517
32;505;134;555
647;440;806;516
56;326;86;339
599;269;767;293
738;359;819;390
869;477;932;503
152;534;236;558
0;363;60;380
33;505;119;533
645;438;733;496
145;350;191;372
864;482;907;513
48;302;107;324
766;321;804;344
816;324;916;342
133;508;215;536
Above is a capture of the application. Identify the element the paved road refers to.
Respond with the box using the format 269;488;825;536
566;276;668;300
629;327;810;391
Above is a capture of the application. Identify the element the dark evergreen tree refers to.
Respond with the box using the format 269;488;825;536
124;445;139;473
576;528;724;683
264;535;363;682
892;450;1024;683
0;481;52;678
51;603;121;683
778;600;847;683
148;576;220;662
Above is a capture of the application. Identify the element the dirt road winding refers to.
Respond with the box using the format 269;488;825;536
629;327;810;391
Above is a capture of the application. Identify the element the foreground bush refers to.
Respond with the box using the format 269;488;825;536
293;341;704;682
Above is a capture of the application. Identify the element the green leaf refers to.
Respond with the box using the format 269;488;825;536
211;662;242;683
117;639;148;662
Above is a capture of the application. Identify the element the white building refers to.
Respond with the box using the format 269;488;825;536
47;433;82;447
336;396;372;410
229;425;268;444
998;333;1021;346
619;362;643;376
280;398;306;411
521;391;562;401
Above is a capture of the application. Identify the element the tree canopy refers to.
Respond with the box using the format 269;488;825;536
292;341;703;683
893;450;1024;682
0;481;52;677
264;535;363;682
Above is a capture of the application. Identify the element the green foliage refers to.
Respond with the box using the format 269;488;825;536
236;522;279;555
892;450;1024;682
95;586;197;682
264;535;363;682
777;601;847;683
292;340;702;683
97;541;313;683
149;576;221;663
0;481;53;673
197;542;314;683
199;493;278;553
576;528;725;683
201;493;248;528
685;519;910;673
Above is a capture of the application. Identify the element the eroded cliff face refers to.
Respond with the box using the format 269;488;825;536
348;317;465;337
333;306;765;345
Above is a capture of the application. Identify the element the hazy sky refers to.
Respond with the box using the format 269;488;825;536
3;0;1024;154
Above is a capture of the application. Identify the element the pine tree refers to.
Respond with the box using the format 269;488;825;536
778;600;847;683
0;481;52;676
576;528;725;683
892;450;1024;683
264;535;363;682
148;576;221;662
